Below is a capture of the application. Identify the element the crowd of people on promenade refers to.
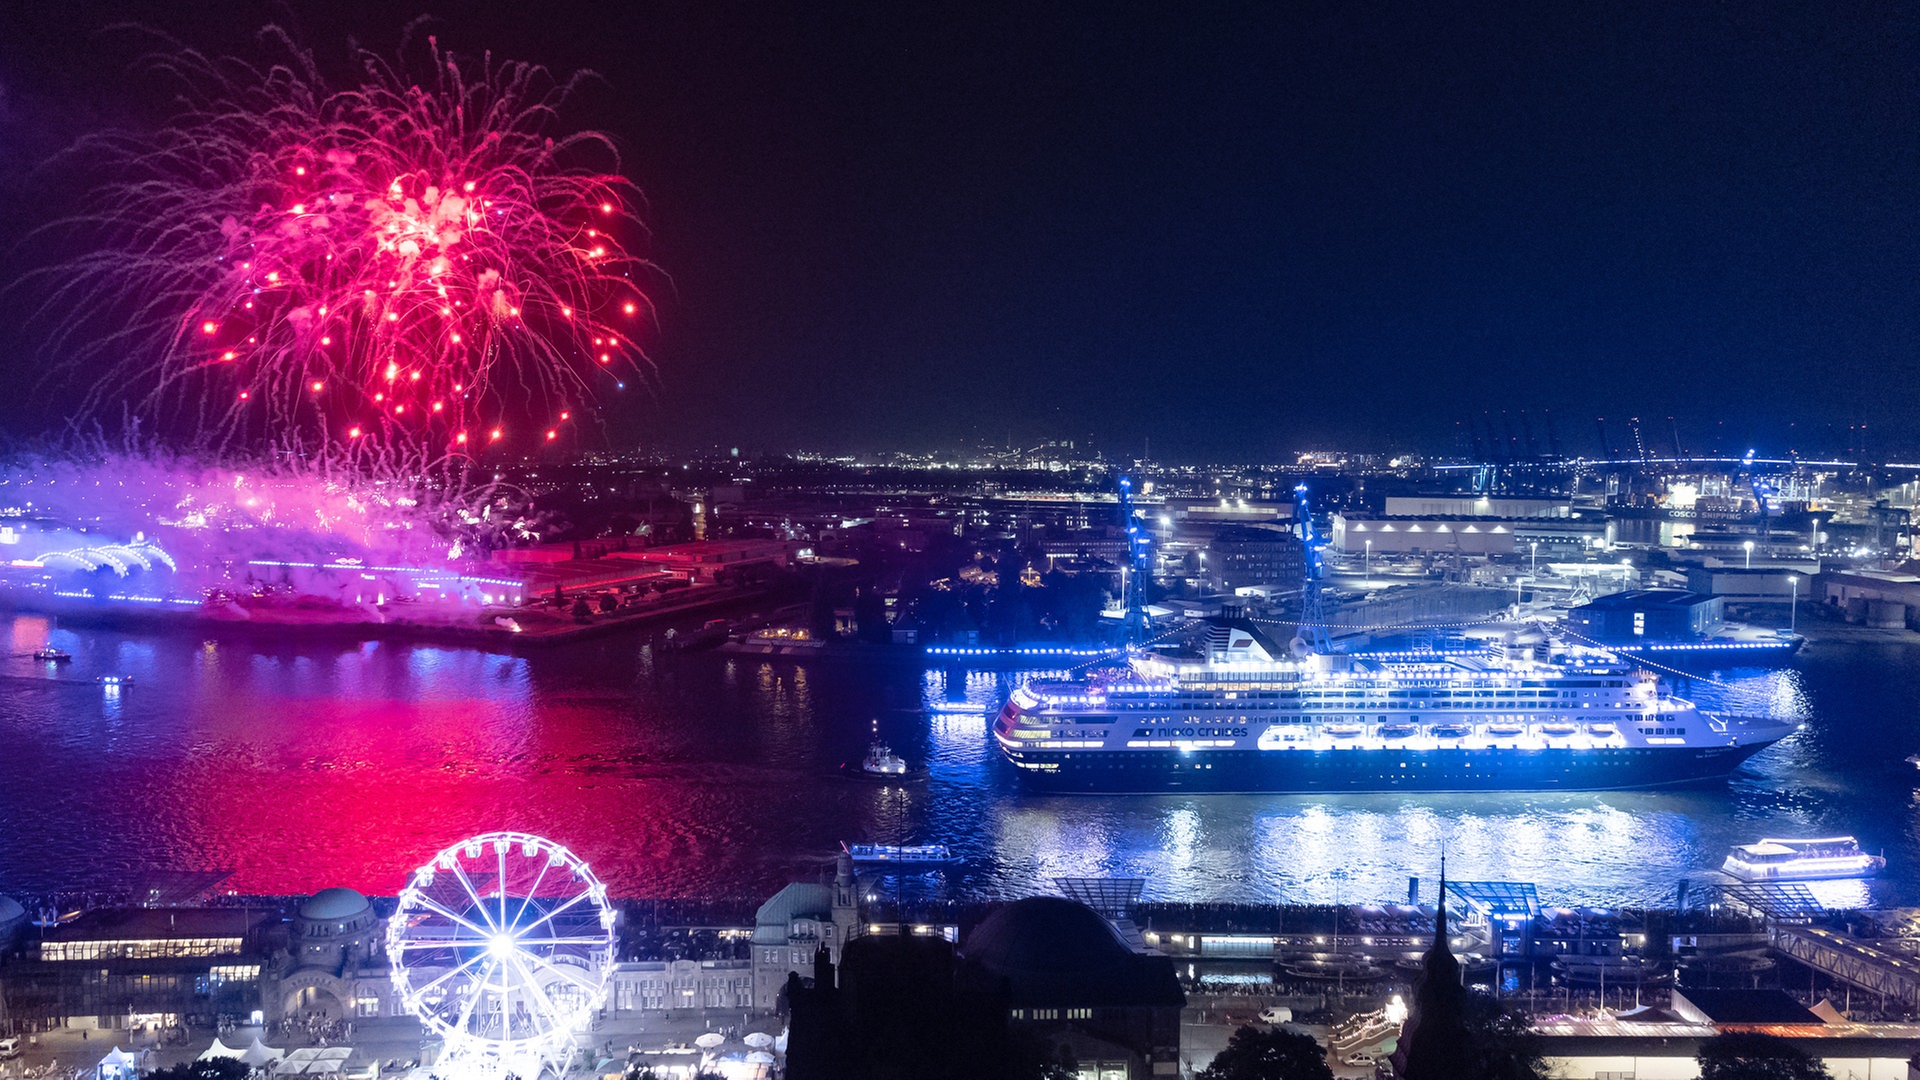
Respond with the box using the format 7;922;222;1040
270;1013;351;1047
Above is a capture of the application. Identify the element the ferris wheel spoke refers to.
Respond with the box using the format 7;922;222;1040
511;889;590;938
452;956;500;1037
520;949;604;995
411;894;495;940
502;949;566;1034
496;955;512;1047
507;854;556;932
493;936;604;948
497;845;510;935
409;949;490;999
450;863;502;933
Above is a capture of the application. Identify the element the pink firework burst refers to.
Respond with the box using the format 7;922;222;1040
37;26;656;455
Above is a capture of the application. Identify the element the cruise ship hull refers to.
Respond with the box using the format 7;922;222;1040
1003;742;1778;794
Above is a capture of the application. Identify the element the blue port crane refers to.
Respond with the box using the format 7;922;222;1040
1293;483;1332;656
1740;449;1776;546
1117;475;1152;646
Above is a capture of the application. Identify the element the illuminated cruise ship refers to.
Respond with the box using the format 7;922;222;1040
993;622;1797;792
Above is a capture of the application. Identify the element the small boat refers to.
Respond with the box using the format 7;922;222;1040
1539;723;1579;738
33;648;71;662
841;841;955;866
97;675;133;687
1906;754;1920;770
1323;724;1365;738
862;742;909;775
1486;722;1526;737
1588;724;1619;737
1722;837;1886;882
926;701;982;714
840;742;927;783
1378;724;1419;739
1428;724;1472;739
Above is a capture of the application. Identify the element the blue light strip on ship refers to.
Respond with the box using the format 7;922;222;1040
924;646;1112;658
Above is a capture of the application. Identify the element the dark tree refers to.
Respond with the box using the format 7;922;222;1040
1463;992;1548;1080
1696;1032;1832;1080
1198;1025;1334;1080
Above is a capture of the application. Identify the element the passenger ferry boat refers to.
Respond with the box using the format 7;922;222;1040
992;621;1797;793
1722;837;1885;882
841;842;956;866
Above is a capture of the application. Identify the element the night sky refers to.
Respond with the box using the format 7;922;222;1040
1;2;1914;460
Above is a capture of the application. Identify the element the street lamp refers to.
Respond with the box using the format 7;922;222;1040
1743;540;1754;569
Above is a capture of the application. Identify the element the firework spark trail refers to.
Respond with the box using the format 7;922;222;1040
28;25;655;458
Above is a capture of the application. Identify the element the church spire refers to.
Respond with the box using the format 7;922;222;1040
1422;852;1458;983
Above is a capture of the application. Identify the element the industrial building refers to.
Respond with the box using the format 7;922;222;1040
1566;590;1725;643
1383;495;1570;519
1330;514;1518;557
1201;524;1299;592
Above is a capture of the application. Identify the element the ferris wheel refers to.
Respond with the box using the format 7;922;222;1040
388;832;617;1074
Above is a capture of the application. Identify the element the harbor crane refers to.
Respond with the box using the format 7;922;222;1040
1293;483;1333;656
1117;475;1152;645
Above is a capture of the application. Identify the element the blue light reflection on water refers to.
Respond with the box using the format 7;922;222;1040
0;618;1916;907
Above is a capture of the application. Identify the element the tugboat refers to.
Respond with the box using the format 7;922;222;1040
32;648;71;662
839;725;928;782
860;742;910;776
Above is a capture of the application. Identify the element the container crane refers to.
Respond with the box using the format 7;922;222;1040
1117;475;1152;645
1293;483;1333;656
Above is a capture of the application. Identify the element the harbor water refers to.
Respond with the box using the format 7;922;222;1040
0;613;1915;908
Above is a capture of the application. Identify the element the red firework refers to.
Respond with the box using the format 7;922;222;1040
41;27;654;454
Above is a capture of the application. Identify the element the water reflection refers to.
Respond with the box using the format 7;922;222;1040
0;620;1914;908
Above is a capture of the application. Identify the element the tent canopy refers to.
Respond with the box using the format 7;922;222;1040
200;1041;243;1062
241;1039;286;1067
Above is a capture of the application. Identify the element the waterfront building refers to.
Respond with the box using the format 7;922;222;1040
1383;496;1570;519
610;958;753;1014
1682;566;1811;606
1532;987;1920;1078
1202;525;1299;593
957;897;1185;1080
1819;567;1920;630
749;854;860;1011
620;539;795;583
1330;514;1518;557
783;933;1019;1080
6;907;275;1029
262;888;400;1022
786;895;1183;1080
1567;590;1725;643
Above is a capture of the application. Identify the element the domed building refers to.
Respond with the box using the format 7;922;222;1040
293;888;377;968
749;855;860;1010
0;894;26;950
266;888;399;1022
959;897;1184;1080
